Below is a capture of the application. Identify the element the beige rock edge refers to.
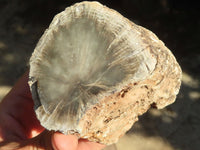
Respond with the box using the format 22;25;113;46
28;1;182;145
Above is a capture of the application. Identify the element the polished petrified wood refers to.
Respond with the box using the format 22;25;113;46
28;1;182;145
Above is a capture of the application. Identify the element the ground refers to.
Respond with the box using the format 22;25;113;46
0;0;200;150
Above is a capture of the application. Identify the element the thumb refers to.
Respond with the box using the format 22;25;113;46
0;130;53;150
0;131;79;150
51;132;78;150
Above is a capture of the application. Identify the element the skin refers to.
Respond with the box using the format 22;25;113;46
0;71;105;150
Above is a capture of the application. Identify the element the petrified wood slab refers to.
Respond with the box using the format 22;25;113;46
28;1;182;145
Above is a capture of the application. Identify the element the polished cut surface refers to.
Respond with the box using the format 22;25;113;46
29;1;181;144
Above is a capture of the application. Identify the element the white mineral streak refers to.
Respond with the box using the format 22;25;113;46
29;1;182;145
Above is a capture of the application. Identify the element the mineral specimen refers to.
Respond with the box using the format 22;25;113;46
28;1;182;145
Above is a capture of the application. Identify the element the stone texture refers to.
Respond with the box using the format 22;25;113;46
28;1;182;145
78;30;182;144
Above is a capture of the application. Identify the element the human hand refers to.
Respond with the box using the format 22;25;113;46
0;71;105;150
